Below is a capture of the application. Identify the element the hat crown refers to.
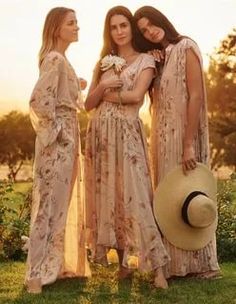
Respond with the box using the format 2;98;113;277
187;195;217;228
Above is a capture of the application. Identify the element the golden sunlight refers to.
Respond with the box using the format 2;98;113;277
0;0;235;113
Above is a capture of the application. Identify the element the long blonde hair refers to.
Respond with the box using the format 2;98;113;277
39;7;75;67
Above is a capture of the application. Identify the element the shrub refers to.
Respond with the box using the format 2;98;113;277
0;181;31;261
216;174;236;262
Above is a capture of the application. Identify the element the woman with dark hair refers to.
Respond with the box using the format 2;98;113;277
84;6;169;288
134;6;220;279
25;7;90;293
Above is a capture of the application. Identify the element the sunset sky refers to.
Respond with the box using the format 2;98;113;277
0;0;235;113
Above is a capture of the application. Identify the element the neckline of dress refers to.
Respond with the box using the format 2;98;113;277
122;53;143;71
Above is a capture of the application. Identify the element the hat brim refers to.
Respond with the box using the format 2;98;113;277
154;163;218;250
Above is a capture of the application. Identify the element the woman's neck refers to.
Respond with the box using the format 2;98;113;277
54;40;69;57
118;45;138;61
160;38;170;49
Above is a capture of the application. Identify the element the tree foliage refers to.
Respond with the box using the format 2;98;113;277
0;111;35;181
0;109;91;181
206;28;236;169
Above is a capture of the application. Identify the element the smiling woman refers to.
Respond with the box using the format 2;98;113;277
134;5;221;280
25;6;90;294
39;8;79;66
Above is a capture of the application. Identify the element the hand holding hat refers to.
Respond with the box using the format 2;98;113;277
154;163;218;250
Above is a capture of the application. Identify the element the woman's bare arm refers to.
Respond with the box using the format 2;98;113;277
103;67;154;105
84;71;123;111
182;47;204;174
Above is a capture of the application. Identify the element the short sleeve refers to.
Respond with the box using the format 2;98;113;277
140;53;156;71
177;38;204;86
137;53;156;79
180;38;203;65
29;52;65;147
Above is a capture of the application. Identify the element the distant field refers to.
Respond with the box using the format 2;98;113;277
0;165;32;181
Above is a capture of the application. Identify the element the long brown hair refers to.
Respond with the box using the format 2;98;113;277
134;6;183;52
94;6;139;84
134;6;184;106
39;7;75;67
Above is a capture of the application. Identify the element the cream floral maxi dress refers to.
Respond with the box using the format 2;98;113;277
85;53;169;271
26;51;91;286
150;38;220;278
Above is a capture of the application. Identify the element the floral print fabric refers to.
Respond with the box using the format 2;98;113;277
85;54;170;271
150;39;219;278
26;51;90;286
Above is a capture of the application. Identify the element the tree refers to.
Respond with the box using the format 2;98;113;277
206;28;236;170
0;111;35;181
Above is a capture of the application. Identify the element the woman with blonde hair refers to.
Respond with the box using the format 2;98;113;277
25;7;90;293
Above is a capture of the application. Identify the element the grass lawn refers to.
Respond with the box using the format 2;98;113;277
0;261;235;304
1;181;235;303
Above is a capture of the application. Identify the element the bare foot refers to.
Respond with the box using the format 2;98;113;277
154;268;168;289
194;270;222;280
26;278;42;294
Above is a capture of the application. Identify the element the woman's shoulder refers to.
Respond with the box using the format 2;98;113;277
177;37;200;52
138;52;155;65
171;38;203;67
46;50;65;60
41;51;66;70
139;52;154;60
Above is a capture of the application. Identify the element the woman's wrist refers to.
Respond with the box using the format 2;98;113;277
99;81;107;92
118;90;123;105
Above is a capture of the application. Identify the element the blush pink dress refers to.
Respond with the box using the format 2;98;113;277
150;38;220;278
26;51;91;286
85;53;170;271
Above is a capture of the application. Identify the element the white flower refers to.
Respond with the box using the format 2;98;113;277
100;55;126;74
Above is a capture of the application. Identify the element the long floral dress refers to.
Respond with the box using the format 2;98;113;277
85;53;170;271
26;51;91;286
150;38;220;278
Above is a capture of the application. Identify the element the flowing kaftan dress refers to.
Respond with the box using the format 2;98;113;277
150;38;220;278
85;53;170;271
26;51;91;286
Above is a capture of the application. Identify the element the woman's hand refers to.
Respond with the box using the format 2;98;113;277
100;75;123;91
182;144;197;175
148;49;165;62
79;77;87;90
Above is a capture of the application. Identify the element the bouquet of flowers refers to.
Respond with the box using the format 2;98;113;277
100;54;126;74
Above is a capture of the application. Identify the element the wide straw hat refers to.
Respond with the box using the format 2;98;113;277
154;163;218;250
